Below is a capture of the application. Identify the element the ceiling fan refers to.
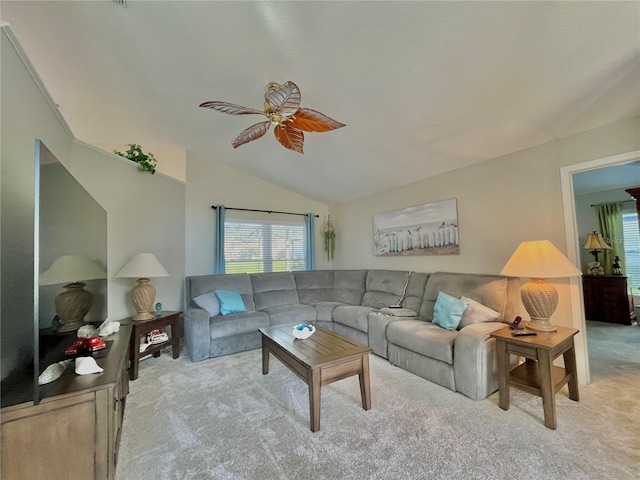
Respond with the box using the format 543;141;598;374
199;81;345;154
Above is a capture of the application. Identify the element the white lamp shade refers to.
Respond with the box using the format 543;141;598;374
582;232;611;250
40;255;107;286
500;240;582;279
116;253;169;278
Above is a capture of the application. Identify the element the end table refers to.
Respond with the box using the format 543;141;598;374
120;311;182;380
490;323;579;430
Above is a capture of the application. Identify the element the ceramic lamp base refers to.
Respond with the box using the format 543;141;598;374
520;278;558;332
131;277;156;321
55;282;92;332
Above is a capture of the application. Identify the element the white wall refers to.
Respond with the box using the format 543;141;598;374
69;141;185;321
185;150;330;277
330;115;640;383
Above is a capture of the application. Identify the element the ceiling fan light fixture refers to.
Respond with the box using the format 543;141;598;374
200;81;345;154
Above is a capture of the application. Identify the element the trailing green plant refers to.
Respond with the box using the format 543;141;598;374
323;229;336;261
113;143;157;174
323;215;336;262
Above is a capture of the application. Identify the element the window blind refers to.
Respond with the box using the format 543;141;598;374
622;211;640;291
224;219;306;274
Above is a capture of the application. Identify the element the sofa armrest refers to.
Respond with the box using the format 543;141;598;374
453;322;506;400
184;307;211;362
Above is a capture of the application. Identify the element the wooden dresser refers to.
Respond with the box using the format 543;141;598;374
582;275;635;325
1;325;132;480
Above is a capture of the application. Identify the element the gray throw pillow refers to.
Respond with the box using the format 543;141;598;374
458;296;500;329
193;291;221;317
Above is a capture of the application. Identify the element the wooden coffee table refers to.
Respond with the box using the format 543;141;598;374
259;325;373;432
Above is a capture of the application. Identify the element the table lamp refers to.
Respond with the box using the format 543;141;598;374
40;255;107;332
500;240;582;332
116;253;169;320
582;231;611;263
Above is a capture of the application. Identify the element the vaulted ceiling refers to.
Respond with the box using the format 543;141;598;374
2;1;639;204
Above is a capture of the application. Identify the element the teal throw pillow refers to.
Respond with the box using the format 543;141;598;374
432;291;468;330
215;290;246;315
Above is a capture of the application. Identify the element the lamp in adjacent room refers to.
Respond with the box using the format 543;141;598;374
500;240;582;332
582;231;611;263
116;253;169;321
40;255;107;333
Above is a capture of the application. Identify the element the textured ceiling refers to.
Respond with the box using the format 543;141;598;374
2;1;639;204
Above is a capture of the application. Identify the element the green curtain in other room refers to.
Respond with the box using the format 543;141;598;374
596;202;624;275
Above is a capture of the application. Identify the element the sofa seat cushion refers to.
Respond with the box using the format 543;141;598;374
332;305;376;332
386;320;457;365
209;311;269;340
313;301;349;322
261;303;317;325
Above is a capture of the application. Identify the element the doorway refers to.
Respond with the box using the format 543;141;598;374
560;150;640;384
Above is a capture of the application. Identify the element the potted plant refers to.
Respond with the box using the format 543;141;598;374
113;144;157;174
323;216;336;261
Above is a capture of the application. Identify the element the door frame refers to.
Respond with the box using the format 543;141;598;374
560;149;640;384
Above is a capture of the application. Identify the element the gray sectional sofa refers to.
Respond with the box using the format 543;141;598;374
184;270;519;400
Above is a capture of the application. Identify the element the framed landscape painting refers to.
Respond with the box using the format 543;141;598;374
373;198;459;256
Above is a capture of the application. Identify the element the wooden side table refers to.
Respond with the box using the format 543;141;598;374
490;323;579;430
120;311;181;380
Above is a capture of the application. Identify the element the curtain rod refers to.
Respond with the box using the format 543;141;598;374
590;200;634;207
212;205;319;218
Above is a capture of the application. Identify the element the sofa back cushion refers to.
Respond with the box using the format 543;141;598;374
332;270;367;304
403;272;429;313
361;270;429;313
294;271;335;304
419;271;518;323
293;270;367;305
362;270;410;309
251;272;300;310
185;274;256;311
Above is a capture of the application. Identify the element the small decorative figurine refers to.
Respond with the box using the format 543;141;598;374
612;256;622;275
155;302;162;315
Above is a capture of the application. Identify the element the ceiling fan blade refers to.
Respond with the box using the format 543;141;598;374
264;81;301;117
288;108;346;132
274;125;304;154
231;121;271;148
199;101;265;116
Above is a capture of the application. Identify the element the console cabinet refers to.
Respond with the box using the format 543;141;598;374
1;325;132;480
582;275;634;325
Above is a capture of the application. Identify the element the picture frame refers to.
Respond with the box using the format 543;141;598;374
373;198;459;256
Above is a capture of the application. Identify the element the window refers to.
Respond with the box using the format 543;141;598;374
622;211;640;292
224;219;306;274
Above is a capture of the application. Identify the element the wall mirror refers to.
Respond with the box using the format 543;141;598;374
0;140;107;407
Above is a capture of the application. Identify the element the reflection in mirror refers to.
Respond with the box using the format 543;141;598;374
36;142;108;403
38;143;108;333
0;140;108;408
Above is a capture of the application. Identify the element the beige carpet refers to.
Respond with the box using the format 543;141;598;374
116;322;640;480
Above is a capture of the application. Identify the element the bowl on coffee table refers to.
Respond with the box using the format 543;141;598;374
292;323;316;339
